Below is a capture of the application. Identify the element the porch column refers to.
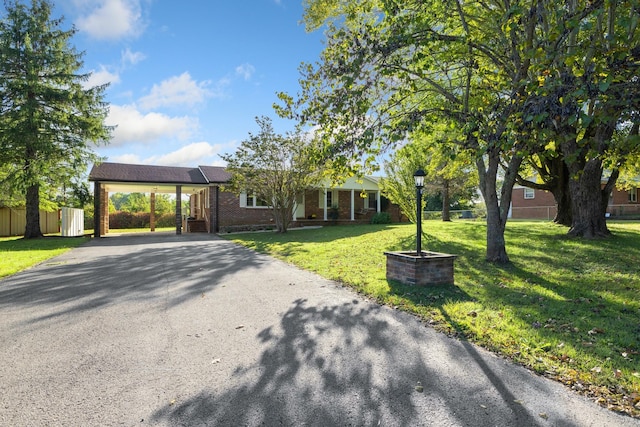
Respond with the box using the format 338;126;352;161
377;190;381;212
350;190;355;221
93;182;101;237
175;185;182;235
323;188;328;221
150;193;156;232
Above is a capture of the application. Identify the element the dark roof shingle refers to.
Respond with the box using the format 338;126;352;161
198;165;232;183
89;162;209;184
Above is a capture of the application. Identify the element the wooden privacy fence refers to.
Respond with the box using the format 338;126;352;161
0;208;60;237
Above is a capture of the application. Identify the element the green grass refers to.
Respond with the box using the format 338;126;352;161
0;235;90;278
225;220;640;417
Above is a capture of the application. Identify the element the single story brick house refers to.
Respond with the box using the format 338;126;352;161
510;183;640;220
88;162;401;236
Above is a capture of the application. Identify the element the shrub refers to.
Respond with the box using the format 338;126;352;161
370;212;392;224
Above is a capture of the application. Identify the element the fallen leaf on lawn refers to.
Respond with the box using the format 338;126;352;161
235;325;245;329
591;366;602;373
622;352;629;358
539;413;548;420
614;369;622;378
588;327;605;335
467;311;478;317
633;372;640;378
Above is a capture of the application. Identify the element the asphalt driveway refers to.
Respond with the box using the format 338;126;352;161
0;232;637;426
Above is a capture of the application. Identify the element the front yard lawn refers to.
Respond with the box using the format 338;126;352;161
0;235;89;278
225;220;640;418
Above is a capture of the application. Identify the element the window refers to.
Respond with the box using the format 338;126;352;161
367;192;378;210
524;188;535;199
630;188;638;203
319;190;336;208
241;192;269;208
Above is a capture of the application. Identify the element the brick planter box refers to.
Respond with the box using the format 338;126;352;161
384;251;456;286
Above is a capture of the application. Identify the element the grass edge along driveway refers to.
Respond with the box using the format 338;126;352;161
0;235;89;278
224;220;640;418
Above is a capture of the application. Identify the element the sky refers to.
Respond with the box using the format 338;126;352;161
50;0;327;168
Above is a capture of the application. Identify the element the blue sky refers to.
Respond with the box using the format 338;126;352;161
52;0;326;168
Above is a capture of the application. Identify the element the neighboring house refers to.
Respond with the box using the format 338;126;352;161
0;207;60;237
88;162;401;236
510;183;640;220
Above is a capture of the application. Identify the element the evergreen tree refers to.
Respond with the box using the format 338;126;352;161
0;0;111;238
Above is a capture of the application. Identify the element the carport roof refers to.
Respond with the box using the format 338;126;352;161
88;162;231;194
89;162;231;185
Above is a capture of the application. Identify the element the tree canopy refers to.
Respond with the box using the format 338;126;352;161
279;0;640;262
0;0;111;238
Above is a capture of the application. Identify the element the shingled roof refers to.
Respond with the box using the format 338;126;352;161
89;162;231;185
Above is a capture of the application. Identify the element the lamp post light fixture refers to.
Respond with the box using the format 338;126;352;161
414;169;426;256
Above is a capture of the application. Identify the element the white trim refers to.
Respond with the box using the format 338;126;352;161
350;190;355;221
323;188;328;221
524;188;535;199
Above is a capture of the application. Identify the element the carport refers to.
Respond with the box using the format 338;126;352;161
88;162;230;237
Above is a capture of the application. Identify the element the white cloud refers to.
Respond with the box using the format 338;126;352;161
121;48;146;66
144;142;223;167
75;0;143;40
106;104;197;146
84;66;120;88
107;153;142;164
235;63;255;81
138;72;212;110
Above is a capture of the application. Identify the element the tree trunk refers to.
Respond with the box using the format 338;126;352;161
476;150;519;264
24;183;43;239
552;184;572;226
567;159;611;238
551;160;572;226
441;180;451;221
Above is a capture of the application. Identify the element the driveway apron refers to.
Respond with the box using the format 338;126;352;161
0;233;637;427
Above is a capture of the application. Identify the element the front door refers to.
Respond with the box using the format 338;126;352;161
295;194;305;219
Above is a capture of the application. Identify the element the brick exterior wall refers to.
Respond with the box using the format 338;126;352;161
511;186;640;219
218;191;274;228
510;188;557;219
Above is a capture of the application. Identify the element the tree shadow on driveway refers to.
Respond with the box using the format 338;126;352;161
0;233;267;324
149;297;557;426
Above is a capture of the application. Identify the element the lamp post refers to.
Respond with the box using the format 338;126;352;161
414;169;426;256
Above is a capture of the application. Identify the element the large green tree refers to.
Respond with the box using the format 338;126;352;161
518;1;640;237
280;0;534;262
0;0;111;238
220;116;323;233
281;0;639;261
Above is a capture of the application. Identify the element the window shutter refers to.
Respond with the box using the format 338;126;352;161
240;192;247;207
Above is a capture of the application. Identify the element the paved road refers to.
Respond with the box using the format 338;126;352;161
0;233;638;427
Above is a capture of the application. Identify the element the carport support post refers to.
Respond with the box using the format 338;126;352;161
175;185;182;235
93;182;101;237
150;193;156;232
